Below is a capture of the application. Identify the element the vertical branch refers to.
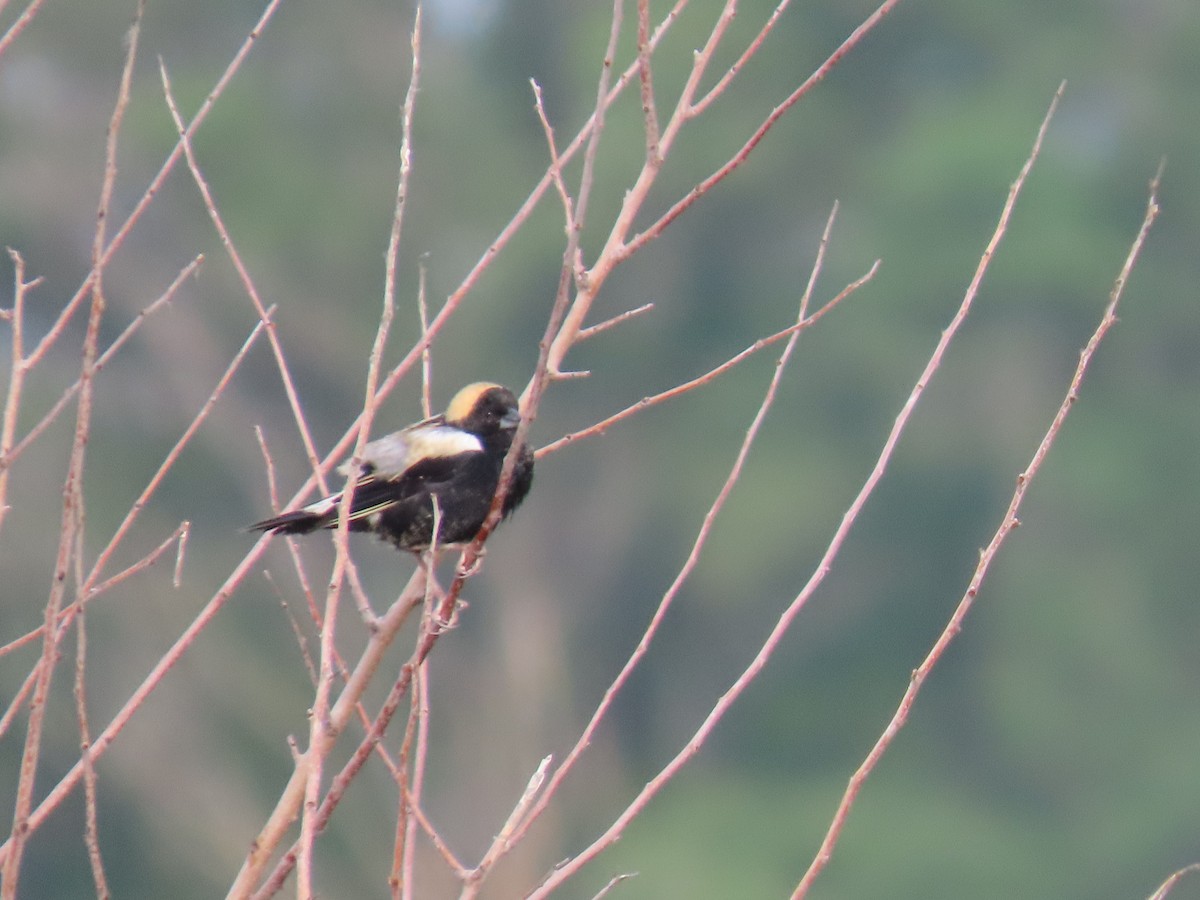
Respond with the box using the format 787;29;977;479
1;7;141;893
301;11;425;885
417;260;433;417
239;578;429;898
74;606;111;899
635;0;661;163
0;251;42;533
571;0;624;274
393;664;431;899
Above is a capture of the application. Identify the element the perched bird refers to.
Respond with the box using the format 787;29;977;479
250;382;533;552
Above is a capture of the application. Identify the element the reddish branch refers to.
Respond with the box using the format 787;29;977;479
793;154;1163;897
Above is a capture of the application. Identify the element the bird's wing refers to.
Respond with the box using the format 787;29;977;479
311;423;485;522
338;423;483;480
257;422;485;530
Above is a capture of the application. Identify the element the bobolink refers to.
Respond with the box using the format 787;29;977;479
250;382;533;552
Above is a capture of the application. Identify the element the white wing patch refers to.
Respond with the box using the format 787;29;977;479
337;425;482;480
300;493;342;517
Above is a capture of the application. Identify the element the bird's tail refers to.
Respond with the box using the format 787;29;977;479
247;509;331;535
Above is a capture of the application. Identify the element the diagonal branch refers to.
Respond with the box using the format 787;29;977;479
793;156;1163;899
530;82;1064;898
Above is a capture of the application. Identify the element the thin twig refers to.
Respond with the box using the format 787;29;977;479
1149;861;1200;900
571;0;625;284
459;756;552;898
635;0;661;163
0;250;43;533
690;0;796;116
624;0;905;260
392;668;420;899
84;524;190;604
532;80;576;239
0;0;47;60
160;60;328;495
592;873;638;899
537;262;873;459
417;259;433;418
74;606;111;899
394;659;437;899
29;0;285;381
3;255;202;473
266;572;318;685
402;776;465;877
173;522;189;589
84;308;272;595
576;302;655;342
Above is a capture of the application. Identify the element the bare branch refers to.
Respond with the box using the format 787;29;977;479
1149;861;1200;900
532;85;1063;895
628;0;905;263
402;782;466;879
31;0;286;376
0;318;269;869
3;255;202;473
0;0;48;60
690;0;796;117
538;256;876;459
417;259;433;418
572;0;625;265
160;60;328;493
84;311;269;593
0;250;44;532
575;302;655;343
230;576;427;897
659;0;737;150
460;755;553;896
592;873;638;899
74;608;111;899
635;0;661;163
527;211;828;894
1;7;143;887
794;150;1162;899
531;79;577;239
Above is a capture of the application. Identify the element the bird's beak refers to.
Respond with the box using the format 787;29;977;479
501;408;521;430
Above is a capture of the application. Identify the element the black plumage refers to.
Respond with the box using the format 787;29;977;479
250;382;533;551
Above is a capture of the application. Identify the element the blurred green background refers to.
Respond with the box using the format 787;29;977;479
1;1;1197;897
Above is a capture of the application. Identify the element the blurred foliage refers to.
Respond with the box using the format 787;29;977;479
1;0;1198;898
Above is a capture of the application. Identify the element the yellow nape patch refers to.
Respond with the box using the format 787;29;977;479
444;381;502;424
